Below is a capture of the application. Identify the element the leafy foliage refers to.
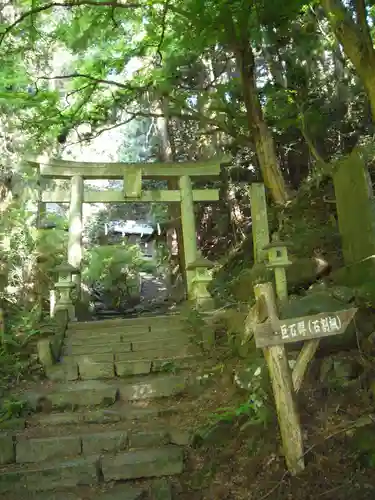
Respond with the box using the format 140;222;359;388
82;244;155;308
1;204;68;309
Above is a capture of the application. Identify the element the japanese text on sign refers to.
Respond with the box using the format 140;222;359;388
279;315;342;341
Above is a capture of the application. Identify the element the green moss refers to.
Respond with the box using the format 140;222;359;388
211;178;343;304
350;425;375;467
333;153;375;264
278;179;342;263
231;264;273;303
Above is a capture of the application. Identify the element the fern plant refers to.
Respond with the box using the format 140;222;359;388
83;244;156;308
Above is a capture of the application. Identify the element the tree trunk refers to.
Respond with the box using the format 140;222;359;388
154;98;187;288
235;45;289;205
320;0;375;121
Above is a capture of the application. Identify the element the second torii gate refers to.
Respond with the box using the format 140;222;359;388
28;156;224;298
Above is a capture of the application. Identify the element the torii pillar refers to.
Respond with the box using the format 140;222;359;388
179;174;198;299
67;175;84;292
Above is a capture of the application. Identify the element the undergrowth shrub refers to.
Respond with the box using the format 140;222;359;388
83;244;156;309
0;396;30;422
2;205;68;310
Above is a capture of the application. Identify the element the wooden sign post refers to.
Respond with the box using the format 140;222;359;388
254;308;357;349
254;283;305;476
249;183;358;476
249;185;304;475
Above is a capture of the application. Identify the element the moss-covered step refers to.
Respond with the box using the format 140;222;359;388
2;484;146;500
21;374;188;410
19;380;118;411
52;357;191;381
68;334;124;346
115;359;152;377
15;435;82;464
101;445;183;481
115;347;196;363
131;336;194;352
62;342;132;356
66;324;187;339
77;358;115;380
5;423;190;466
0;447;183;492
49;382;118;409
116;373;188;401
115;352;198;377
0;434;15;465
67;315;182;332
0;456;99;493
28;402;177;428
14;429;132;463
46;362;79;382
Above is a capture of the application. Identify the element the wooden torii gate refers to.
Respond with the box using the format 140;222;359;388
28;156;223;298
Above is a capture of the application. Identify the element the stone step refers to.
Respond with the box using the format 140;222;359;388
101;446;183;481
65;329;188;345
3;480;174;500
1;484;146;500
131;337;193;352
47;380;118;409
69;315;182;331
66;332;190;349
62;342;132;356
115;347;196;361
66;324;187;338
0;456;98;493
115;355;196;378
116;374;188;402
68;334;133;346
46;362;80;382
47;349;198;382
1;481;173;500
63;337;193;357
27;402;178;428
21;374;189;410
0;445;183;493
6;423;190;465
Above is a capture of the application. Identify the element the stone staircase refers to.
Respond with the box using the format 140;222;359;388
0;313;205;499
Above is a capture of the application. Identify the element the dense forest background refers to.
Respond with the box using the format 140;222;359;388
2;2;375;498
2;0;374;200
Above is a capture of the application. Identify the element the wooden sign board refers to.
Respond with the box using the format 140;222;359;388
254;308;357;348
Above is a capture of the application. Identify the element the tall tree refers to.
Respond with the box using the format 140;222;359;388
320;0;375;121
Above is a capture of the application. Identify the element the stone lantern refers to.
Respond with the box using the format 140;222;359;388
186;254;215;310
264;237;292;302
52;262;79;321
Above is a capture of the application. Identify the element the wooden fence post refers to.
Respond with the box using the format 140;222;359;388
249;183;270;264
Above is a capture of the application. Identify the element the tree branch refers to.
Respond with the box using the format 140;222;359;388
320;0;375;80
354;0;367;30
353;0;373;50
65;82;95;103
63;113;138;147
298;108;332;174
156;0;169;64
37;73;150;92
0;1;142;45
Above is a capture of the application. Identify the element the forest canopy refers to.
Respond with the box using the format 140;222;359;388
0;0;374;205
